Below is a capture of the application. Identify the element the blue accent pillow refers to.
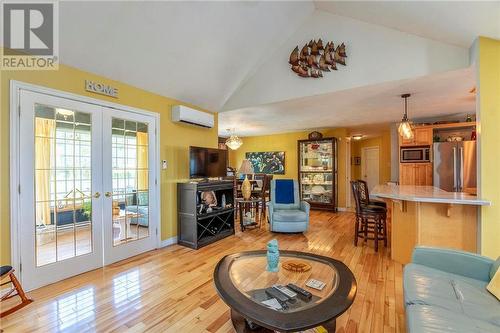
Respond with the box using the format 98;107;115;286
275;179;295;204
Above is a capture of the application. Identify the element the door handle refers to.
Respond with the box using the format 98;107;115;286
93;192;101;199
459;147;464;192
105;191;112;197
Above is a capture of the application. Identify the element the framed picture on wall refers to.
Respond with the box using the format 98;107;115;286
245;151;285;174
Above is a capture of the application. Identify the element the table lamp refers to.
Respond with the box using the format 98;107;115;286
238;159;254;200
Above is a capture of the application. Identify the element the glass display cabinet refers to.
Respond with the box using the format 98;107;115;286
298;138;338;211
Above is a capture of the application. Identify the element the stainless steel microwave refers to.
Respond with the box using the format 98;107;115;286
400;146;431;163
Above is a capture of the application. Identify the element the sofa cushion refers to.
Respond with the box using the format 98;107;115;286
272;210;308;222
404;263;500;326
406;304;500;333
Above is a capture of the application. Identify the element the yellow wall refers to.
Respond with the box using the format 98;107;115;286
477;37;500;258
228;128;349;208
350;131;392;184
0;62;218;265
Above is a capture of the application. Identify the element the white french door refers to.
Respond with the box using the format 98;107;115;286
102;107;158;265
19;90;104;291
17;89;158;291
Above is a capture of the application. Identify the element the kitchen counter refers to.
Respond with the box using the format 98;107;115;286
371;185;490;206
369;185;489;264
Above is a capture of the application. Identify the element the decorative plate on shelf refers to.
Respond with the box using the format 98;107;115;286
308;159;322;167
311;185;326;195
313;174;324;184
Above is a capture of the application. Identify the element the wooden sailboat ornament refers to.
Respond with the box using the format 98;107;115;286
288;38;347;78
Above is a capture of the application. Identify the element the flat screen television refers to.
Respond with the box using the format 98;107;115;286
189;146;227;178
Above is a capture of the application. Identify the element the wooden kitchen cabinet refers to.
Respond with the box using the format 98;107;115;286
414;128;433;145
400;127;433;146
414;163;433;186
400;164;415;185
399;163;433;186
400;134;415;146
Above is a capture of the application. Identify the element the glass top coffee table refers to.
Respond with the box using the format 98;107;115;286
214;250;357;332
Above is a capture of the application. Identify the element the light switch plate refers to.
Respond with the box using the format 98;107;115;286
162;160;167;169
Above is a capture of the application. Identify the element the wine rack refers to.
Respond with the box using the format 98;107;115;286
178;180;235;249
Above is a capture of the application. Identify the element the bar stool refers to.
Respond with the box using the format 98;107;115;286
351;180;388;252
357;179;387;208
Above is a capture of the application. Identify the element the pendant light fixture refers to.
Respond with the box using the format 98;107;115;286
225;128;243;150
398;93;414;140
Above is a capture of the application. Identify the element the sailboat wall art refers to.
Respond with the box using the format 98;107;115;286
289;39;347;78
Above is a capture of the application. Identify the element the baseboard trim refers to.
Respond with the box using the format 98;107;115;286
159;236;178;248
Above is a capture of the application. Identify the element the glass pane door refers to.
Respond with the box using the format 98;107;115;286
111;118;150;246
102;109;157;265
34;105;93;266
19;90;103;291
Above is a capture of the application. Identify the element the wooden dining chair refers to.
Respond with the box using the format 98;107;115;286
264;174;273;200
234;176;244;220
0;266;33;318
257;174;269;217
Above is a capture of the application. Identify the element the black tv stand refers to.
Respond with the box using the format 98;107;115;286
177;180;235;249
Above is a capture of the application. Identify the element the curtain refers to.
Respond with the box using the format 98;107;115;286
35;118;56;225
137;132;148;191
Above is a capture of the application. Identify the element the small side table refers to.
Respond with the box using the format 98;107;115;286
238;198;262;231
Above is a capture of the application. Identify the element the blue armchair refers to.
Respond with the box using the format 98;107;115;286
268;179;310;233
404;246;500;332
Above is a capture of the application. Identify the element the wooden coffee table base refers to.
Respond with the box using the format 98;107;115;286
230;309;336;333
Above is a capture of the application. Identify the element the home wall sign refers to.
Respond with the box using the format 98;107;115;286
85;80;118;98
289;39;347;78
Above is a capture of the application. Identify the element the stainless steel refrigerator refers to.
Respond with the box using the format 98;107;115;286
433;141;477;192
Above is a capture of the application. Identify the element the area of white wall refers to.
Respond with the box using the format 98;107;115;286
223;10;470;111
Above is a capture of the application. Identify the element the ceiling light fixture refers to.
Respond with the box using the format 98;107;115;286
225;128;243;150
398;93;414;140
352;134;363;140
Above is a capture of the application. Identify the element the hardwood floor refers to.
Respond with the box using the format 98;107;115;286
0;211;406;333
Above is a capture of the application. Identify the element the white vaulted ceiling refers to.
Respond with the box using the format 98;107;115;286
18;1;497;136
219;68;476;137
315;1;500;48
221;9;470;112
58;1;314;111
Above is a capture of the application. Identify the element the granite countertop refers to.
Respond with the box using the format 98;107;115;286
371;185;491;206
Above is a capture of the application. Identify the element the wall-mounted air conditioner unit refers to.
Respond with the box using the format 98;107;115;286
171;105;214;129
